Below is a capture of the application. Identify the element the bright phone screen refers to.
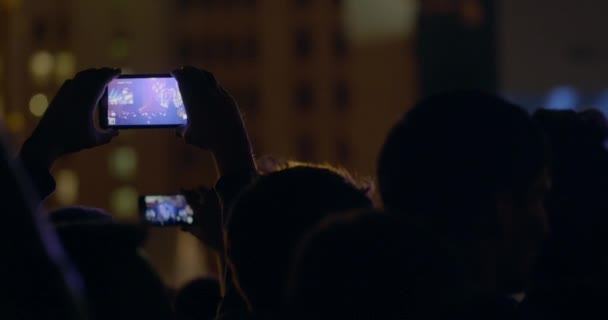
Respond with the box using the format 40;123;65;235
106;76;187;127
141;195;194;226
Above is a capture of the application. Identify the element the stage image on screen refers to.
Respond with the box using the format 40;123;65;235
143;195;194;226
107;77;187;126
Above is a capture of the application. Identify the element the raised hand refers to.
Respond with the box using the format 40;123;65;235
181;186;223;252
22;68;121;168
172;66;255;175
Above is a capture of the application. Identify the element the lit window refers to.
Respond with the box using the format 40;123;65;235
29;93;48;117
6;112;25;133
55;169;79;205
110;186;138;219
109;146;138;181
29;50;54;83
54;51;76;84
121;67;135;75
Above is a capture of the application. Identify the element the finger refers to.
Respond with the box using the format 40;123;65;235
196;185;211;195
47;80;74;110
72;68;121;113
96;130;119;145
176;125;187;138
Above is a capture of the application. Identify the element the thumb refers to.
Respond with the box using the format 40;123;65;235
97;130;119;145
176;125;187;139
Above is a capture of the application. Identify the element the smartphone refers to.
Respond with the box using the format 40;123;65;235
99;74;188;129
138;194;194;226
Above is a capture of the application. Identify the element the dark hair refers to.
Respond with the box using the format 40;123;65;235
522;109;608;318
50;206;114;227
174;277;221;320
532;109;608;236
284;209;492;320
378;92;547;237
52;207;172;320
225;166;373;313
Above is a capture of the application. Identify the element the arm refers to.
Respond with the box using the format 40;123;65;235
16;68;121;204
173;67;257;317
2;129;85;320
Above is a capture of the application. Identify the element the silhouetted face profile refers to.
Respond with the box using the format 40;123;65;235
378;92;549;294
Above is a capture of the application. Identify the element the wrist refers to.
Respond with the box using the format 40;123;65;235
210;128;256;176
20;138;61;170
212;146;256;176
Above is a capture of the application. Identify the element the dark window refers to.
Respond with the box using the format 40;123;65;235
237;88;260;116
334;30;347;58
294;0;312;7
334;81;350;111
335;138;352;165
178;0;193;9
221;38;236;64
294;29;313;60
178;40;193;61
294;82;315;112
240;37;259;62
295;135;316;162
32;18;47;42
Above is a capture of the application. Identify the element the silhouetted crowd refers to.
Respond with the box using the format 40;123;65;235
3;67;608;320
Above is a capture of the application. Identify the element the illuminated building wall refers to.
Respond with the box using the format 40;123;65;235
173;0;416;179
416;0;496;96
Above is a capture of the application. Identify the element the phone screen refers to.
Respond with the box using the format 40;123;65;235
139;195;194;226
100;75;187;128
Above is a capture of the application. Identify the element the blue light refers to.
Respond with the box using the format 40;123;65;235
545;86;579;110
593;90;608;117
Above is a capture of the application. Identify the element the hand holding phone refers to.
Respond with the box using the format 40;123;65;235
99;74;188;129
24;68;120;168
139;195;194;226
172;67;256;175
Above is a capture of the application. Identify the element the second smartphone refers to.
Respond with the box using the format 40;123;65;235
139;194;194;227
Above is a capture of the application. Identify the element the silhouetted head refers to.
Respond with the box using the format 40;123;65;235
378;92;549;294
522;109;608;318
174;277;221;320
51;206;173;320
225;166;373;315
533;109;608;238
285;209;455;320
